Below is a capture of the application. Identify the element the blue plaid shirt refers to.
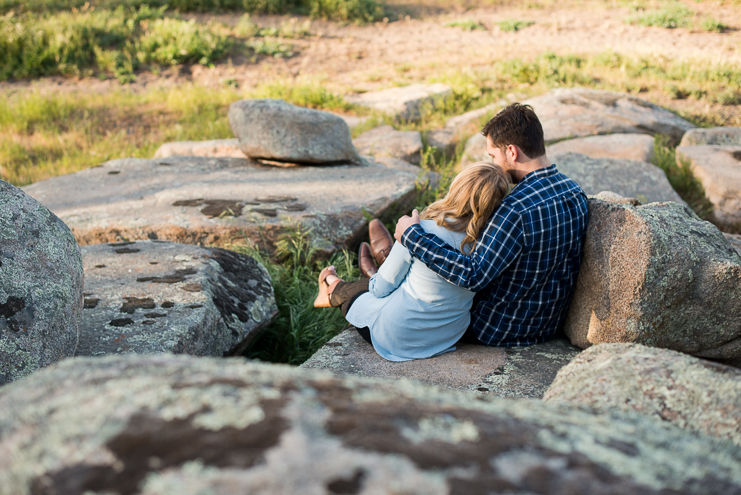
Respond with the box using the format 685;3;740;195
401;164;588;346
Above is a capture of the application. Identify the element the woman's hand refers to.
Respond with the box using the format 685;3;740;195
394;209;420;242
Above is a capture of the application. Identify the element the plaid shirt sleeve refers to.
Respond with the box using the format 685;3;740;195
400;206;524;292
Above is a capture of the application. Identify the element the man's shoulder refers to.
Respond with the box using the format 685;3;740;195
505;167;586;211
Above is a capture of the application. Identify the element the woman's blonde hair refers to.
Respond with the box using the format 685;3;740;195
420;162;511;254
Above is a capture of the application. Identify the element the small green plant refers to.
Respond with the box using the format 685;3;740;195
304;0;384;23
714;89;741;106
496;19;535;32
250;80;356;111
234;14;260;37
627;3;693;28
279;16;312;37
444;18;486;31
700;16;726;32
248;38;294;58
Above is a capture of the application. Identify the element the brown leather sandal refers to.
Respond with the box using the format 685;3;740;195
314;266;341;308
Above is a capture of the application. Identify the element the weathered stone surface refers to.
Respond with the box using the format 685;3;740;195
427;101;505;156
554;152;685;205
426;127;456;154
346;83;452;122
78;241;276;357
445;101;503;131
0;181;83;384
675;145;741;227
591;190;641;206
229;99;361;165
459;132;488;169
544;343;741;446
302;328;581;399
2;354;741;495
353;125;423;164
522;88;695;145
564;199;741;359
725;232;741;256
22;156;422;254
329;112;370;130
547;133;655;162
153;139;246;159
679;127;741;147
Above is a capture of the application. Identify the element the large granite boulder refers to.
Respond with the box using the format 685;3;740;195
302;328;581;399
154;139;246;159
228;99;361;165
679;127;741;147
675;145;741;227
547;133;655;163
2;354;741;494
78;241;276;357
0;181;84;384
346;83;452;122
554;152;685;205
544;343;741;446
22;156;422;254
563;199;741;359
352;125;423;164
522;89;695;145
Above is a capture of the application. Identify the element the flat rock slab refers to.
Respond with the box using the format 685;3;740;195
229;99;361;165
22;156;421;253
679;127;741;147
301;328;581;399
564;199;741;359
346;83;452;122
78;241;276;357
3;355;741;495
554;152;685;205
522;88;695;145
353;125;423;164
154;139;246;159
547;133;655;162
676;145;741;227
0;181;84;384
544;343;741;446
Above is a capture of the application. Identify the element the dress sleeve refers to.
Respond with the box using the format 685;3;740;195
400;206;524;292
367;241;413;298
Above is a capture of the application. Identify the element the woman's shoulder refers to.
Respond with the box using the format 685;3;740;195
420;219;467;251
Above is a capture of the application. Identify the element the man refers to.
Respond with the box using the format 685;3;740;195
395;103;588;346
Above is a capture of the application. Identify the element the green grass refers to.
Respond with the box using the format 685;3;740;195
444;18;485;31
496;19;535;32
700;16;726;32
627;3;693;28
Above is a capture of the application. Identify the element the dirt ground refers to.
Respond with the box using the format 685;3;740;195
3;2;740;99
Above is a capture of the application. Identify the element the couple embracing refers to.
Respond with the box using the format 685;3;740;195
315;103;589;361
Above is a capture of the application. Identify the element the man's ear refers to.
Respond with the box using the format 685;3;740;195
507;144;519;164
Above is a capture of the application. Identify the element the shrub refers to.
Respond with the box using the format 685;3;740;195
496;19;535;32
700;16;726;32
627;3;693;29
444;18;485;31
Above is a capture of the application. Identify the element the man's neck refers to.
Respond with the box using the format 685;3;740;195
509;154;551;183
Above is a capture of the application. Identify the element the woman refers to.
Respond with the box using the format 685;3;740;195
314;162;511;361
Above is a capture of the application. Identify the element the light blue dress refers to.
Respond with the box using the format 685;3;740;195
346;219;475;362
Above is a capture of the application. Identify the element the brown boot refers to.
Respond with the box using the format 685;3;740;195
358;242;378;278
369;219;394;266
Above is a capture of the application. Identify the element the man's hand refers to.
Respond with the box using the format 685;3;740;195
394;209;420;242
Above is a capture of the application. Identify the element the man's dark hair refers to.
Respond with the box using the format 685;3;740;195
481;103;546;159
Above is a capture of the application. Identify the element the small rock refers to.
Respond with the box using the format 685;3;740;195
554;152;685;205
78;241;277;357
229;99;361;165
675;145;741;227
346;83;452;122
153;139;246;159
353;125;423;164
563;199;741;359
679;127;741;147
547;133;655;162
544;343;741;446
522;88;695;145
459;133;488;169
301;328;581;399
591;190;641;206
2;354;741;495
426;128;456;154
0;181;84;384
22;156;423;255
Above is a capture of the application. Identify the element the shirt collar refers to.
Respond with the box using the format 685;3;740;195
517;164;557;185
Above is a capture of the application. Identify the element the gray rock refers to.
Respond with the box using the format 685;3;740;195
426;127;456;154
0;181;83;384
591;190;641;206
328;112;370;130
22;156;422;255
445;101;504;131
229;99;361;165
547;133;655;162
427;101;504;156
459;132;488;169
544;343;741;446
679;127;741;147
153;139;246;159
676;145;741;227
353;125;423;164
563;199;741;359
554;152;685;205
78;241;276;357
725;232;741;256
522;88;695;145
301;328;581;399
2;354;741;495
346;83;452;122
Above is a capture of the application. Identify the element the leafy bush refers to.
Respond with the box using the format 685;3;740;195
138;17;232;66
304;0;383;23
250;79;356;111
627;3;693;28
444;18;485;31
496;19;535;32
247;37;294;57
700;16;726;32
